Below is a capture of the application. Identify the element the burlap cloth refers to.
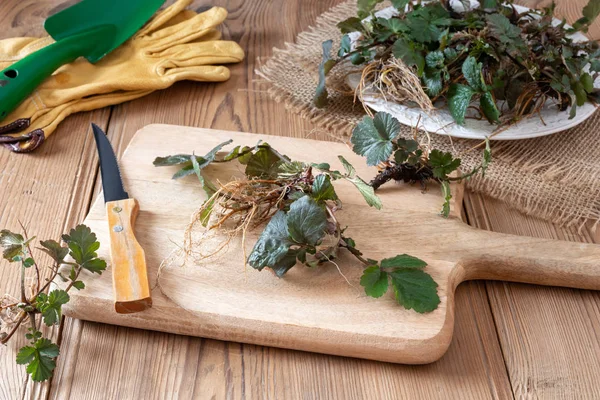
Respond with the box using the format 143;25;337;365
256;0;600;229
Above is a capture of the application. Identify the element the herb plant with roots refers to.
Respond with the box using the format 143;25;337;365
0;224;106;382
154;140;442;313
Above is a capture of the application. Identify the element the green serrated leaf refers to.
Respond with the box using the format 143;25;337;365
396;138;419;153
0;229;25;261
39;240;69;264
462;56;483;91
391;0;410;11
248;211;292;272
62;225;97;263
269;250;301;277
377;17;406;34
16;338;59;382
381;254;427;270
25;330;42;342
171;164;196;179
583;0;600;23
440;180;452;217
312;163;331;171
312;175;338;203
480;92;500;123
351;113;401;166
360;266;389;298
338;34;352;57
573;81;588;106
245;146;284;178
223;145;253;164
486;13;524;51
223;145;241;161
423;68;443;97
337;17;365;34
392;39;425;75
443;47;459;61
62;225;106;274
152;154;192;166
390;268;440;313
429;149;461;179
404;3;451;43
344;237;357;248
287;196;327;246
36;289;69;326
199;197;216;228
425;51;445;69
581;72;595;93
347;176;383;210
482;138;492;177
81;258;106;274
191;149;218;197
357;0;384;18
447;84;475;125
481;0;498;9
278;161;307;177
337;156;356;177
72;281;85;290
314;40;334;108
195;140;233;171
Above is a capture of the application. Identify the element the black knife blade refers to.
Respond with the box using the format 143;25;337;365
91;123;129;203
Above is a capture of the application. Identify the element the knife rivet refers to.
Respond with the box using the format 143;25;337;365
113;206;122;213
113;225;123;233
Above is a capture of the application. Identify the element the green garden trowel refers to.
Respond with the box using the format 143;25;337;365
0;0;165;121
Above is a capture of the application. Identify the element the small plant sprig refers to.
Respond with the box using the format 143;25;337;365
0;225;106;382
154;141;441;313
316;0;600;126
351;111;491;216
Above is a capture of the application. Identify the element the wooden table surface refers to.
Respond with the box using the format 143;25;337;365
1;1;600;399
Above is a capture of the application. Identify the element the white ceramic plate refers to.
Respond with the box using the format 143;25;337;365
347;4;599;140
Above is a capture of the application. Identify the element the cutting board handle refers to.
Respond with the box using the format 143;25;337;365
460;230;600;291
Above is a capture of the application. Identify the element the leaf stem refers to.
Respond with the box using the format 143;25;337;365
35;265;60;299
340;240;372;267
20;262;26;303
64;266;82;292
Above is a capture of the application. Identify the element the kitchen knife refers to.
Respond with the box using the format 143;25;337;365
0;0;165;122
91;124;151;314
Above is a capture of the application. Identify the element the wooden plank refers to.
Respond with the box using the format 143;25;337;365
59;125;600;365
464;194;600;398
0;3;110;399
50;0;513;398
465;1;600;397
0;109;109;398
4;0;597;398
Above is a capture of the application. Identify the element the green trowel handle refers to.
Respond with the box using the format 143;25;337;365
0;26;111;122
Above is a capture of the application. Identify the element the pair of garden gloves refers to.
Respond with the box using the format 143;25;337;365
0;0;244;152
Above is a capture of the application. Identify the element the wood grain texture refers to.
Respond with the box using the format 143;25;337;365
0;106;109;399
106;198;152;314
52;0;512;398
464;194;600;399
61;125;600;366
0;0;596;398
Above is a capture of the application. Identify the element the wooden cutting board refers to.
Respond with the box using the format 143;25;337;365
63;125;600;364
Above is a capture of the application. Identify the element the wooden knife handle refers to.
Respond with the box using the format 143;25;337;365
106;198;152;314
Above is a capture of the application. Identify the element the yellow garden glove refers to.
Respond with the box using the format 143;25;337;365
0;0;244;152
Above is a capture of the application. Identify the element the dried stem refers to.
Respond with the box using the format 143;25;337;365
0;312;27;344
